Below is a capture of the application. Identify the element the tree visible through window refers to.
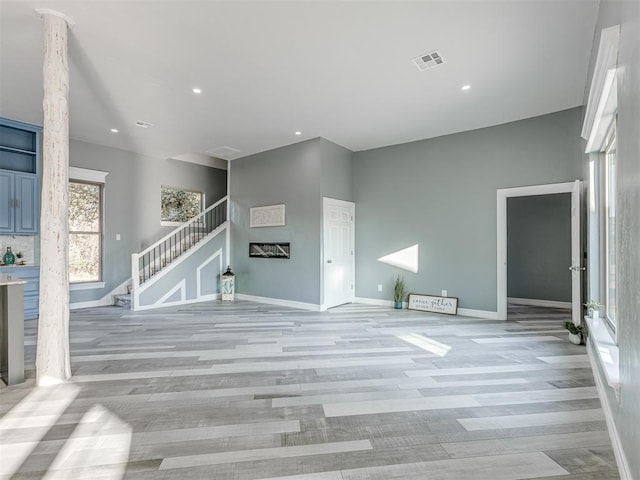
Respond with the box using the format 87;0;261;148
161;186;203;223
69;181;102;283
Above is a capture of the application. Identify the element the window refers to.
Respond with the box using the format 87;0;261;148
68;180;103;283
160;185;204;226
604;127;617;329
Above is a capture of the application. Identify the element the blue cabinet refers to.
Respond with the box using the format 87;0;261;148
0;266;39;320
0;118;41;235
0;171;13;232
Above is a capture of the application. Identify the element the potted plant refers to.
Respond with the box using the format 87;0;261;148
584;300;603;319
563;321;584;345
393;275;406;309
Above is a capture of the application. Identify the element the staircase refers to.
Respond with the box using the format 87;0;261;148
129;196;229;311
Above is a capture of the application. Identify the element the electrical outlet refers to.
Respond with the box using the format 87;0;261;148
442;290;447;297
377;284;383;292
116;234;121;241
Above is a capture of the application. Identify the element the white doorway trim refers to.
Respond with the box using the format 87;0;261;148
497;181;581;321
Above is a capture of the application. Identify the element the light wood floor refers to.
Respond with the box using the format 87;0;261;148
0;301;619;479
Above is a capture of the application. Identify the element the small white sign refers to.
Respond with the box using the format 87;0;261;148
250;204;285;228
408;294;458;315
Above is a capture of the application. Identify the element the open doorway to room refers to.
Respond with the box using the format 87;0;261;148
506;193;572;321
497;181;583;323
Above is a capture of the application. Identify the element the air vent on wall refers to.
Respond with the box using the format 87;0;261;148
135;120;154;128
205;146;241;159
412;50;445;71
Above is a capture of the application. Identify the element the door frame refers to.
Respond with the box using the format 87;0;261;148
321;197;355;311
496;181;582;321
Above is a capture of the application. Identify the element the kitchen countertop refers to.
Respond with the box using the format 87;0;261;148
0;264;37;268
0;274;28;286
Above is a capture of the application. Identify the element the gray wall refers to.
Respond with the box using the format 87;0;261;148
230;137;353;306
320;138;354;202
507;194;571;302
584;1;640;477
137;233;227;307
353;108;584;311
69;139;227;303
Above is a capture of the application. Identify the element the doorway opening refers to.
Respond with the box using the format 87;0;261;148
497;181;582;323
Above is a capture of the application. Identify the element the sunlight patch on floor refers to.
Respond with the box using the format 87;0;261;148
0;383;80;476
397;333;451;356
43;404;132;479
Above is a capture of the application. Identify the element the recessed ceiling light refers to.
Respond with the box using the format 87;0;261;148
295;131;302;136
461;85;471;91
192;87;202;94
110;128;118;133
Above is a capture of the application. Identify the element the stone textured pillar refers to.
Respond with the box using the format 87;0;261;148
36;12;72;386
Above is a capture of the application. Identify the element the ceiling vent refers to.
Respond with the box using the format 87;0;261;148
412;50;445;71
206;146;241;159
135;120;154;128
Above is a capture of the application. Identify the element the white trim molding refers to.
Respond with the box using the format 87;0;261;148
69;281;106;291
235;293;321;312
353;297;498;320
586;316;620;393
496;182;577;321
196;249;222;298
587;341;630;480
582;25;620;153
69;277;130;310
507;297;571;309
157;279;186;305
69;166;108;183
134;294;221;312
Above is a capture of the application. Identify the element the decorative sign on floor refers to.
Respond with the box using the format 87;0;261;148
408;294;458;315
249;242;290;259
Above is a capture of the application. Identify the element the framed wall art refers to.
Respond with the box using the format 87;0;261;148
250;204;285;228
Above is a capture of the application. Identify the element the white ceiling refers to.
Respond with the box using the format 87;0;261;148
1;1;599;161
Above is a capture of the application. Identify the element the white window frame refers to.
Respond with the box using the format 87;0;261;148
581;24;620;393
602;126;617;333
69;167;108;290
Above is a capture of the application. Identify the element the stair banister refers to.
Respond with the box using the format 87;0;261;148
137;195;228;259
131;195;228;290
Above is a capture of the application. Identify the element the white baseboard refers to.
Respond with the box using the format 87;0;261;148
133;294;220;311
354;297;498;320
457;308;499;320
69;297;114;310
587;342;632;480
508;297;571;309
235;293;321;312
70;277;131;310
354;297;403;308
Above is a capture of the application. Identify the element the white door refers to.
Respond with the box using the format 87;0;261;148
323;198;355;309
570;180;583;325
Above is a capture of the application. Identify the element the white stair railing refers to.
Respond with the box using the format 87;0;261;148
131;196;228;292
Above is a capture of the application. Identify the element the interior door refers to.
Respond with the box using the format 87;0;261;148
570;180;583;324
323;198;355;309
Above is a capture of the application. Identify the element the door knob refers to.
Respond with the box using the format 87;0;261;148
327;260;333;263
569;265;586;271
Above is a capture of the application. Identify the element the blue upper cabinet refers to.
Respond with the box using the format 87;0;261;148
0;117;41;235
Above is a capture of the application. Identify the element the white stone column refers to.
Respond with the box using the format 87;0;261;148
36;11;73;386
